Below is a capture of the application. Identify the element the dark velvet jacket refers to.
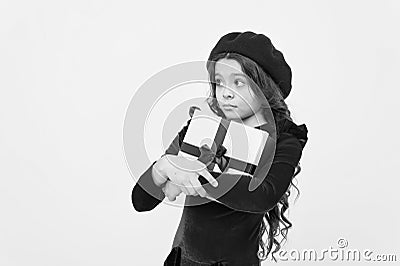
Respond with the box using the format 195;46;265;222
132;118;308;265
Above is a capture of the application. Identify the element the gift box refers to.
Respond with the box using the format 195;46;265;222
177;109;269;177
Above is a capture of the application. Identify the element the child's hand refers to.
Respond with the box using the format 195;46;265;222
162;180;211;201
155;154;218;198
162;181;182;201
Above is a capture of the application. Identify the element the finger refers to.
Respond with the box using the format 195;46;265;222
197;168;218;187
170;183;182;199
167;193;176;201
190;178;207;198
183;181;197;196
163;183;173;200
177;184;190;195
165;182;180;198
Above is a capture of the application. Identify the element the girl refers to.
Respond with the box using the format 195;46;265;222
132;31;308;265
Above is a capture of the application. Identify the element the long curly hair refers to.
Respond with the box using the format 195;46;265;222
205;52;302;262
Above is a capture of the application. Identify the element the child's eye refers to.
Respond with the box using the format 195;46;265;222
235;79;245;87
215;79;223;87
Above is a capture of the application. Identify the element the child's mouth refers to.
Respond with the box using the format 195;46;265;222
221;104;237;110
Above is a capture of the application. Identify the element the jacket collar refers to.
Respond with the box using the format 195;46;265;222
256;119;308;148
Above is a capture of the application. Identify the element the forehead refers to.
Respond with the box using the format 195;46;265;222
214;58;244;76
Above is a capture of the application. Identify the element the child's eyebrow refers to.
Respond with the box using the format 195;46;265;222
232;73;247;78
214;72;246;77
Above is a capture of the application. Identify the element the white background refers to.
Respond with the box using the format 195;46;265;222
1;0;399;265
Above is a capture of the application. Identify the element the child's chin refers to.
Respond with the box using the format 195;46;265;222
224;112;241;119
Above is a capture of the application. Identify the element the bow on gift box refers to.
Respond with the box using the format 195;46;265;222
198;143;228;172
182;106;265;176
190;105;229;173
189;106;228;171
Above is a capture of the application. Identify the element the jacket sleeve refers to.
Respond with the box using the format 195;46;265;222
131;119;191;212
200;133;304;214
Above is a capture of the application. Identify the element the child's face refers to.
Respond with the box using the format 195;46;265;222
214;58;265;124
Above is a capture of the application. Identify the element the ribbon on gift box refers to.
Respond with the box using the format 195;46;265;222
180;117;258;175
195;140;228;172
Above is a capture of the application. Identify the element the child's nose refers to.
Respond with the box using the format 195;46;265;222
222;87;234;99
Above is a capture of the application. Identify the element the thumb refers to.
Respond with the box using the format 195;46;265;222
167;194;177;201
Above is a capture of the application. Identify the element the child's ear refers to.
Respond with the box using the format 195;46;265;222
189;105;201;118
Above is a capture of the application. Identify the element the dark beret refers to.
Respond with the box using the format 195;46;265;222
208;31;292;99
